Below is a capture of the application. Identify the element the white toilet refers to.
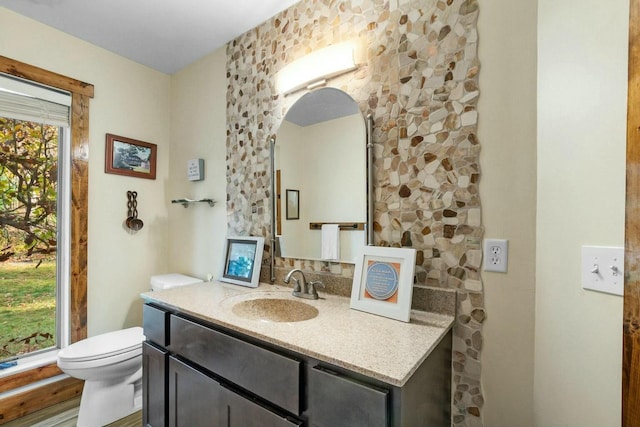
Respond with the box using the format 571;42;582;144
57;273;203;426
57;327;144;426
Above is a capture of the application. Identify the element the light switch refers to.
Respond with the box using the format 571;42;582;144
581;246;624;296
187;158;204;181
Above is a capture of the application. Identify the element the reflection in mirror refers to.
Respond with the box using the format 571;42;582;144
274;87;367;263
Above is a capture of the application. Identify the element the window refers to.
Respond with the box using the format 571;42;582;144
0;119;69;361
0;55;92;423
0;76;71;363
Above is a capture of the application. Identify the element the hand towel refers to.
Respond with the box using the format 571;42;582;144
321;224;340;260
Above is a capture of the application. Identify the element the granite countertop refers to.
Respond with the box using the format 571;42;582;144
141;281;454;387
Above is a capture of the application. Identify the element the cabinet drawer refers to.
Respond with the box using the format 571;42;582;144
143;304;169;347
225;387;303;427
308;365;389;427
169;315;301;415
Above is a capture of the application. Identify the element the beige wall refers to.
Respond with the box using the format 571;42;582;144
0;8;172;336
478;0;629;425
477;0;538;425
535;0;628;425
168;49;228;279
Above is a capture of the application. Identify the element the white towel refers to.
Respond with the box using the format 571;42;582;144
321;224;340;260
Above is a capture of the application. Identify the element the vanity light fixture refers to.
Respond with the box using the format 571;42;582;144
276;40;364;95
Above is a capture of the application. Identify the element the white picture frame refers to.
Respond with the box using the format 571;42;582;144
220;236;264;288
350;246;416;322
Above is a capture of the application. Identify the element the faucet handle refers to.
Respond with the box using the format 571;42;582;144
290;277;301;292
308;281;325;297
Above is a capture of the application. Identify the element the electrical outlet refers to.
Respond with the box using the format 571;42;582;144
484;239;509;273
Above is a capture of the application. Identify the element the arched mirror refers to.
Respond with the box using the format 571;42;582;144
272;87;370;264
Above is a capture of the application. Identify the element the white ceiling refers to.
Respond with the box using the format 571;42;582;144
0;0;301;74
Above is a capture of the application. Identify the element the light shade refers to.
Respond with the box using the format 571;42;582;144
276;41;361;95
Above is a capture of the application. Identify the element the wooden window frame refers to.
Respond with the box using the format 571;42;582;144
0;55;93;424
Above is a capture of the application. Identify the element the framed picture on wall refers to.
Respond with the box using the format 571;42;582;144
286;189;299;220
105;133;157;180
350;246;416;322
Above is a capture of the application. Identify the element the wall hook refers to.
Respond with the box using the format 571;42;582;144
126;191;144;231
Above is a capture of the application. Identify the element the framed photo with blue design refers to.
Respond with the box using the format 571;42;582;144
220;236;264;288
350;246;416;322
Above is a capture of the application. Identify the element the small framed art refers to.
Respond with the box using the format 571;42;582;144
350;246;416;322
220;236;265;288
286;189;299;220
105;133;157;180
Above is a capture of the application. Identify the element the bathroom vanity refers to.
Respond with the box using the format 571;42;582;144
141;282;453;427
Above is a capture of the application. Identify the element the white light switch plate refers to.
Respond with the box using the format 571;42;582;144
581;246;624;296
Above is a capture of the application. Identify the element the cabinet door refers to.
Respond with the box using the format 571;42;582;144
225;387;303;427
143;342;167;427
168;356;226;427
308;365;389;427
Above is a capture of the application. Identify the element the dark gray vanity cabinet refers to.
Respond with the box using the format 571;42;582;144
143;303;170;427
143;303;303;427
167;356;302;427
308;365;389;427
168;356;227;426
169;315;302;416
222;383;302;427
142;302;452;427
142;342;168;427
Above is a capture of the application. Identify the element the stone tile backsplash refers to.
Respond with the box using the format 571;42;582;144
225;0;484;425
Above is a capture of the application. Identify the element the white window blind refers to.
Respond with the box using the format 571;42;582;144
0;74;71;127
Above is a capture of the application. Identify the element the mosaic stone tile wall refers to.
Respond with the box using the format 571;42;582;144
225;0;484;425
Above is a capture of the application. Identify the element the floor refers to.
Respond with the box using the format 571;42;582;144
2;397;142;427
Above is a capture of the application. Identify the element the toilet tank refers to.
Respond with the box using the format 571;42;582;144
150;273;203;291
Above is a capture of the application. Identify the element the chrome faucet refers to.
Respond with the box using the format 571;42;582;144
283;268;324;300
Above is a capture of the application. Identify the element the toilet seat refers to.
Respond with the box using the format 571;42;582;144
58;327;144;363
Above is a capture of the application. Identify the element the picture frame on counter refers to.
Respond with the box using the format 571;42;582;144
220;236;264;288
105;133;157;180
350;246;416;322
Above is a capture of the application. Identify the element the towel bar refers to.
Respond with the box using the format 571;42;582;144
309;222;365;231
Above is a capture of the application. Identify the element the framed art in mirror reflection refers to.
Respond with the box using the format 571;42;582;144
286;189;299;220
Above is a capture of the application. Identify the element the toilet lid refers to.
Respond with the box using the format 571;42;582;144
58;326;144;362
